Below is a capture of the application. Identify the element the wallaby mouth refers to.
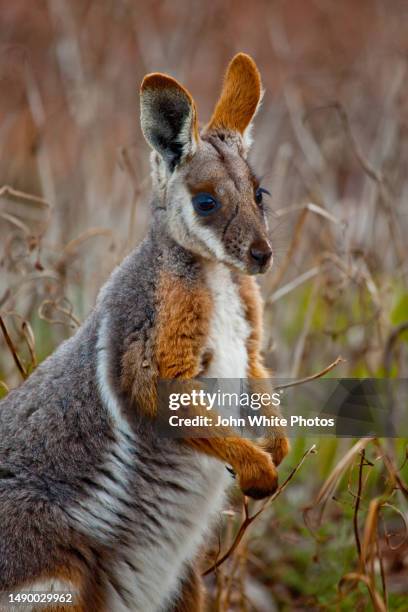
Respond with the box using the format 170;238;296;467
247;259;273;275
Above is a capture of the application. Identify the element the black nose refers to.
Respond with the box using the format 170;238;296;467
249;241;273;267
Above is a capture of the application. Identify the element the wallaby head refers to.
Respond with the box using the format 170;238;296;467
140;53;273;275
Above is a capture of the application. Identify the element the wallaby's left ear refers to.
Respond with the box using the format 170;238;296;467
208;53;262;143
140;73;199;171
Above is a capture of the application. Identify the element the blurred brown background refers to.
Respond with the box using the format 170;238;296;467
1;0;407;380
1;3;408;609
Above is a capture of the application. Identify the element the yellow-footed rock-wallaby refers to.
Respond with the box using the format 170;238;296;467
0;53;289;611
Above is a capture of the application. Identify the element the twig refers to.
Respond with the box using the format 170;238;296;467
267;265;321;304
0;272;62;309
277;355;346;390
268;207;308;294
273;202;345;226
203;444;317;576
0;185;50;208
290;273;321;377
381;502;408;551
2;313;38;371
361;498;382;579
22;320;38;369
338;572;386;612
0;315;27;380
374;439;408;500
354;450;365;559
383;321;408;376
304;438;375;533
0;380;10;394
0;212;31;234
55;228;114;272
376;534;387;610
38;298;81;329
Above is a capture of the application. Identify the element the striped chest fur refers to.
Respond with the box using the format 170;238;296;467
63;317;230;612
69;425;229;612
19;267;255;611
81;267;250;610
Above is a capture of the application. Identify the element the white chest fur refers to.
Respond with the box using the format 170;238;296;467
205;264;250;379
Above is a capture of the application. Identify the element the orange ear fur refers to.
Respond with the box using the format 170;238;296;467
208;53;262;134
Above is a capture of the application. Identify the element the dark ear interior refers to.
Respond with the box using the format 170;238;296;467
140;73;198;170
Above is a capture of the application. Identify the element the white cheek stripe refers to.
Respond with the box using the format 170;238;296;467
182;204;226;259
181;198;248;272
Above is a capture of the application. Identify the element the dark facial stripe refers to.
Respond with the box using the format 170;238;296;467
222;201;240;240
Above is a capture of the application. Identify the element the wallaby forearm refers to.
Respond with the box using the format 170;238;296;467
119;271;282;495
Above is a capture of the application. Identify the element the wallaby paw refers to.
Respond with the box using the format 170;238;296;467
259;435;290;467
238;454;278;500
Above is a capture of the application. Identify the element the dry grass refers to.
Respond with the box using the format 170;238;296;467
1;1;408;610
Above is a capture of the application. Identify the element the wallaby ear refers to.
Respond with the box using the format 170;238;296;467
140;73;199;171
208;53;262;139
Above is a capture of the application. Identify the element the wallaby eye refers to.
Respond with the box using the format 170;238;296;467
192;193;220;216
255;187;271;207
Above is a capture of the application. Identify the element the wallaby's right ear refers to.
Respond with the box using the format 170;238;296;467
140;73;199;171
